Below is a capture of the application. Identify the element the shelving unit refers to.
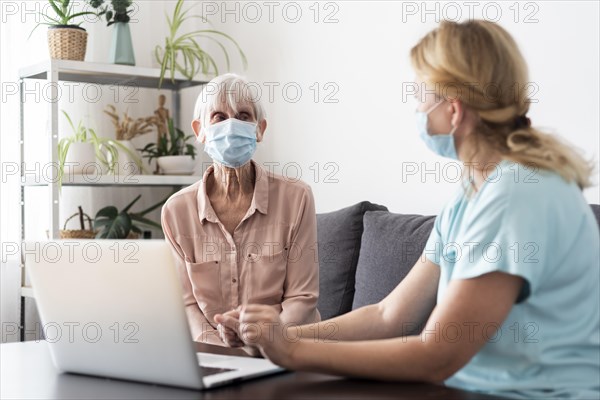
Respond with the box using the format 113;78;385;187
18;59;208;340
21;174;200;187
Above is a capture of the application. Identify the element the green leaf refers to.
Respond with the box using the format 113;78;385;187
121;194;141;214
62;110;77;133
191;36;230;72
157;46;169;88
169;41;177;82
95;206;118;221
92;218;113;228
130;214;162;230
94;209;132;239
110;139;144;170
136;190;175;216
186;144;196;159
66;11;96;22
28;23;47;40
48;0;66;20
204;51;219;76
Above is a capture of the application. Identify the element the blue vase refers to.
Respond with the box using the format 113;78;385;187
109;22;135;66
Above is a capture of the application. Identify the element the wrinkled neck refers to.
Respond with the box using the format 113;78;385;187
211;162;255;200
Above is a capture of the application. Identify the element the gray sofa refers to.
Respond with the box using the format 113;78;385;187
316;201;600;320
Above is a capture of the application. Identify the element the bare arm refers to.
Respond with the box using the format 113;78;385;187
237;270;523;382
290;255;440;341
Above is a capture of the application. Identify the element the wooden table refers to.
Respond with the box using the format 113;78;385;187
0;341;507;399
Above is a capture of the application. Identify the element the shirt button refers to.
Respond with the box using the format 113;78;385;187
232;278;237;283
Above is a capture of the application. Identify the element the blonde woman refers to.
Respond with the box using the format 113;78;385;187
215;20;600;398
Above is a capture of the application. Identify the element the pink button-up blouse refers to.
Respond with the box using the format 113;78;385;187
161;160;321;344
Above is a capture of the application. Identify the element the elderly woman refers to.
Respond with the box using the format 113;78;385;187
161;74;320;347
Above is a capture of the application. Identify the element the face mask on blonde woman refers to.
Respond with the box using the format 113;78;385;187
214;20;599;400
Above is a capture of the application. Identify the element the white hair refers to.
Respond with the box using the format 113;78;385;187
193;73;266;127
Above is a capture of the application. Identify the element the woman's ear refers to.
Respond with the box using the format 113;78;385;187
256;119;267;143
449;100;464;129
191;119;205;143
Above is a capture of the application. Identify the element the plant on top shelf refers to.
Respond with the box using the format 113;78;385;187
87;0;137;65
155;0;248;88
87;0;134;26
30;0;97;61
138;118;197;175
94;193;170;239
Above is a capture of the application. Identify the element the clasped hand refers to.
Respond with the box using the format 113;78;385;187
214;305;295;366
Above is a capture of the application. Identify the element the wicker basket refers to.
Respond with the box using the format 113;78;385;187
59;211;96;239
46;212;141;240
47;26;88;61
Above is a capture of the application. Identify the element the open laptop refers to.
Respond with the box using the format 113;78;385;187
25;239;284;390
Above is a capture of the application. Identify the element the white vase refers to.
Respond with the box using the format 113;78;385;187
157;155;194;175
113;140;141;175
64;142;97;175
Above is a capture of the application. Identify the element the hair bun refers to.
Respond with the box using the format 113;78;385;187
513;114;531;130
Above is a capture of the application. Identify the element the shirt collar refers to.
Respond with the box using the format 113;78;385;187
197;160;269;224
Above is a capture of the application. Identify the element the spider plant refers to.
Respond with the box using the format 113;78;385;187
57;110;144;191
155;0;248;88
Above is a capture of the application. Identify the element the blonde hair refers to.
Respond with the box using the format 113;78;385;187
410;20;594;189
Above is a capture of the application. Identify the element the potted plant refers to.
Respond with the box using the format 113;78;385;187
30;0;97;61
138;118;197;175
57;110;142;190
103;105;155;175
94;193;170;239
88;0;136;65
155;0;248;88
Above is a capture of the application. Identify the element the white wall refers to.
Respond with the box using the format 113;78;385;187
206;0;599;214
1;0;599;341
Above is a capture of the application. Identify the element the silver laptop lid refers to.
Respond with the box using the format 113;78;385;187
25;240;204;390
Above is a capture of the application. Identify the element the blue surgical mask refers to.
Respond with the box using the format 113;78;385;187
201;118;258;168
416;101;459;160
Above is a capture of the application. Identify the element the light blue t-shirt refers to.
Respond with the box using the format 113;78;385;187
424;160;600;399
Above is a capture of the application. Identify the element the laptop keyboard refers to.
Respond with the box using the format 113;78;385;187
200;365;236;377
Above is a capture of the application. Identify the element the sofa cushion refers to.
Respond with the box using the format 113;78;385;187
316;201;388;319
352;204;599;311
352;211;435;310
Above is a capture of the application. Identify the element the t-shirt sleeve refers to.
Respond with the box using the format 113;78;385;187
424;213;444;266
450;184;550;303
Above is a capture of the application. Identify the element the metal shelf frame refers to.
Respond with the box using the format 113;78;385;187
18;59;207;341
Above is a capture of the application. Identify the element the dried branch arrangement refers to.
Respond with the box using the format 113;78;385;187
104;105;157;141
